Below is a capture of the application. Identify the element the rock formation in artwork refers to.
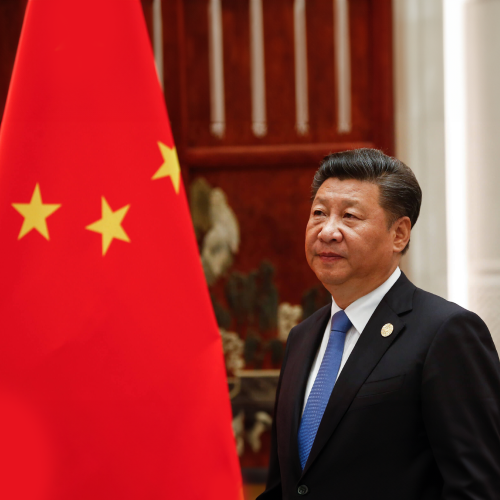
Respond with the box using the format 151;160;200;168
277;303;303;342
220;328;245;375
247;411;273;453
190;178;240;286
232;410;245;457
201;188;240;285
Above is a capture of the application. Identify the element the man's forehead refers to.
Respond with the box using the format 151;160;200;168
313;178;379;204
313;195;363;206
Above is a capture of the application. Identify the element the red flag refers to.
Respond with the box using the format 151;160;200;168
0;1;242;499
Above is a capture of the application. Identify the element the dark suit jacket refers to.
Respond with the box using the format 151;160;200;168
258;272;500;499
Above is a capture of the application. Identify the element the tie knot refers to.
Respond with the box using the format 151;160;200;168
331;310;352;334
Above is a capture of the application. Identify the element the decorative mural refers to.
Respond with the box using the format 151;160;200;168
155;0;394;483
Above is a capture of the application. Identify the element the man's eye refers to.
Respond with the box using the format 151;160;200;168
344;213;355;219
313;210;324;216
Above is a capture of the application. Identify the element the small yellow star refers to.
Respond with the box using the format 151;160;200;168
86;197;130;255
12;183;61;240
152;141;181;194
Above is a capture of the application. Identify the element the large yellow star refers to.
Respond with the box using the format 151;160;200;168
86;197;130;255
152;141;181;194
12;183;61;240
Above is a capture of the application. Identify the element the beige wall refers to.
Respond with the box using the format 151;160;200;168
466;0;500;346
394;0;500;346
393;0;448;298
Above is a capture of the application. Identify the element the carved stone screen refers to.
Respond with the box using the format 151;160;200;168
159;0;394;478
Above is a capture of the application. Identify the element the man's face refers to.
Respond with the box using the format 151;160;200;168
305;177;398;291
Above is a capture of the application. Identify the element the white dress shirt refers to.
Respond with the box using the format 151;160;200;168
302;267;401;413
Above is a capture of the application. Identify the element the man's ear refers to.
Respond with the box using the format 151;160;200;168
392;216;411;253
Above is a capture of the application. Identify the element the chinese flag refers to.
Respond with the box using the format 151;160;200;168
0;1;242;499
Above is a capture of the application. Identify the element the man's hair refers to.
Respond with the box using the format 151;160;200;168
311;148;422;254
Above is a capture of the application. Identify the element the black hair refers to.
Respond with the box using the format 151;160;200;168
311;148;422;254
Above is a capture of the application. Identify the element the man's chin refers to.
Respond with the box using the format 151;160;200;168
313;269;350;288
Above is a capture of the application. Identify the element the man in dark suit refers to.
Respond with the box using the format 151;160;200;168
258;149;500;499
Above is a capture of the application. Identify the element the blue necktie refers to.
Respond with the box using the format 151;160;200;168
297;310;352;470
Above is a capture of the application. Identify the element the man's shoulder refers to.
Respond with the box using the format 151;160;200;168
412;286;472;319
385;278;495;363
387;272;475;323
402;281;486;333
413;286;464;312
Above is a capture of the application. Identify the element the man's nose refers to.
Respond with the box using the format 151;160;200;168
318;217;343;242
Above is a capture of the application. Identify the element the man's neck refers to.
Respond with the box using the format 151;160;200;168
328;264;400;310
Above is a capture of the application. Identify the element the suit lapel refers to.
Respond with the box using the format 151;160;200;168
300;273;415;477
279;305;330;477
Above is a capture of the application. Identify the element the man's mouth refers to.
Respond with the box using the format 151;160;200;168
317;252;344;262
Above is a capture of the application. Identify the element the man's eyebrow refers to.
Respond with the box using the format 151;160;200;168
342;199;362;207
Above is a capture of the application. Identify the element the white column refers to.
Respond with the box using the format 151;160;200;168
393;0;447;298
465;0;500;346
294;0;309;135
334;0;351;134
208;0;226;138
249;0;267;137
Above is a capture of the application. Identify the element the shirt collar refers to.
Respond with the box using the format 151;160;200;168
330;267;401;334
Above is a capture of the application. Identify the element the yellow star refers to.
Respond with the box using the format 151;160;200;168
86;197;130;256
152;141;181;194
12;183;61;240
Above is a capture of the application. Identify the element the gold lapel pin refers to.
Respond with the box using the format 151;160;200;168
381;323;394;337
